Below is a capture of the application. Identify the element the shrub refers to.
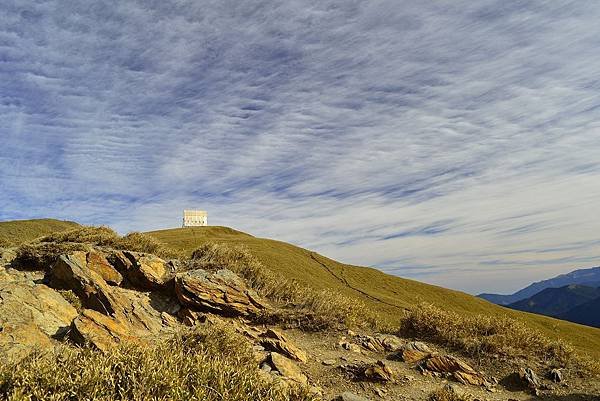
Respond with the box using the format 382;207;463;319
40;226;120;246
0;324;314;401
115;232;181;259
400;303;575;366
188;243;378;331
14;242;87;270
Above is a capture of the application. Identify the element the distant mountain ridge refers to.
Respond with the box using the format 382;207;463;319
507;284;600;317
478;266;600;305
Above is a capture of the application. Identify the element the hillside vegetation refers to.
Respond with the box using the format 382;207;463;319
0;219;79;247
149;226;600;360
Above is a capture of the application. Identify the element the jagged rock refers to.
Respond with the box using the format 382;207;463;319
339;341;364;353
269;352;308;384
356;335;384;352
323;359;337;366
178;307;225;326
110;251;173;289
0;279;78;339
175;269;267;317
519;367;540;391
375;334;404;352
0;277;77;360
334;392;371;401
549;368;563;383
363;360;395;382
393;341;432;363
86;250;122;285
72;309;143;351
259;329;308;363
423;355;488;386
50;252;118;315
343;360;395;383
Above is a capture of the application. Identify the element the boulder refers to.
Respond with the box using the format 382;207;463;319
519;367;540;391
423;355;487;386
394;341;432;363
259;329;308;363
72;309;143;352
50;252;118;315
363;360;395;382
269;352;308;385
175;269;267;317
375;334;404;352
86;250;122;285
110;251;174;290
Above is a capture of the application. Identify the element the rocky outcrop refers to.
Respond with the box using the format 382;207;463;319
268;352;308;384
259;329;308;363
394;341;432;363
109;251;174;290
72;309;143;352
342;360;396;383
0;271;78;360
175;269;268;317
519;367;540;392
422;355;488;386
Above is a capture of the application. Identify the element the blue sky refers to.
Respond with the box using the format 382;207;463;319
2;1;600;294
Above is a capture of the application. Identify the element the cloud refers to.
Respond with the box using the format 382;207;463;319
2;0;600;294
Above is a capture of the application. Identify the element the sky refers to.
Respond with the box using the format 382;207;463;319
2;1;600;295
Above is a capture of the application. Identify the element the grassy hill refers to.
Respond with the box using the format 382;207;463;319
0;218;80;247
149;226;600;359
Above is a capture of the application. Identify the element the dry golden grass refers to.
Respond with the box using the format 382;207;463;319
0;324;314;401
188;243;379;331
0;219;79;247
14;242;88;270
400;303;600;373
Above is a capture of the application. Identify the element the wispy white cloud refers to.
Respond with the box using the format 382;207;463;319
2;0;600;294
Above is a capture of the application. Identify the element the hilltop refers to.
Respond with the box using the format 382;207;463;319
149;226;600;359
0;218;79;247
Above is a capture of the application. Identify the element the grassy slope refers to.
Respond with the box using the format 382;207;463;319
0;218;80;246
149;226;600;358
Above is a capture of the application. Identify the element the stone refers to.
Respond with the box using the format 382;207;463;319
363;360;395;382
339;341;364;354
110;251;173;290
549;368;563;383
269;352;308;385
323;359;337;366
375;334;404;352
0;276;78;359
259;329;308;363
519;367;540;391
423;355;487;386
50;252;118;315
358;335;384;352
175;269;268;317
72;309;143;352
86;250;122;285
394;341;432;363
334;392;372;401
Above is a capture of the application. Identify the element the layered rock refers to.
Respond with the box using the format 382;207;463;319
422;355;488;386
109;251;174;290
175;269;268;317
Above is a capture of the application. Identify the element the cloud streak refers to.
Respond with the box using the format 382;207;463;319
2;0;600;294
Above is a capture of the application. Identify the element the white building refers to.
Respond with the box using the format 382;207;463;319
182;210;208;227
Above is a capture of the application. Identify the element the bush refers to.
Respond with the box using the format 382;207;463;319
188;243;378;331
400;303;575;366
115;232;180;259
0;324;314;401
40;226;120;246
14;242;87;270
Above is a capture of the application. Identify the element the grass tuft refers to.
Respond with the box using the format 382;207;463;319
400;303;600;373
188;243;378;331
429;385;471;401
0;323;314;401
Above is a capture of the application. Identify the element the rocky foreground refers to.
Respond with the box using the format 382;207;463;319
0;245;597;401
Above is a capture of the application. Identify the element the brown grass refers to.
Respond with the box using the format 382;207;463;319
14;242;88;270
0;324;314;401
400;303;600;373
187;243;379;331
